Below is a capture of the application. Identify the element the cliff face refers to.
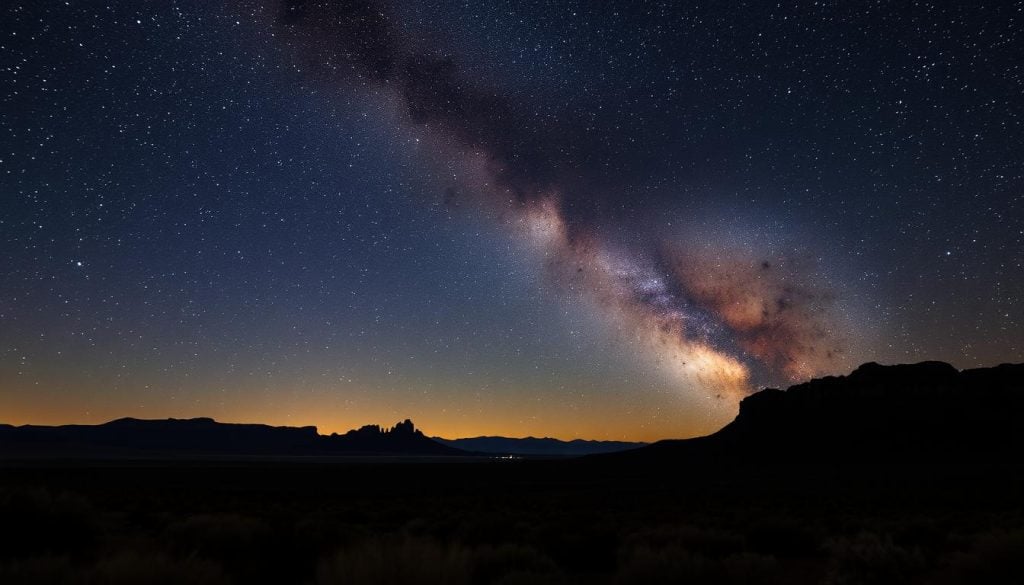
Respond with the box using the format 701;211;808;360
630;361;1024;463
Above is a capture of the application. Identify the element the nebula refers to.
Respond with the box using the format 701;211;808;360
663;246;843;381
252;0;844;400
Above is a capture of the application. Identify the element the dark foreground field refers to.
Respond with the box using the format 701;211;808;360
2;459;1023;584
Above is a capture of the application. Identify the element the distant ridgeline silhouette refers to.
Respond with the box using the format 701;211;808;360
609;361;1024;464
4;362;1023;461
0;417;463;457
434;436;646;456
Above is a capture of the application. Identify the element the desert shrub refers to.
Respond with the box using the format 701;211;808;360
745;515;824;557
93;551;229;585
164;513;270;560
0;488;103;560
536;519;619;573
615;546;778;585
892;517;950;554
489;572;566;585
317;536;472;585
452;512;522;546
470;543;560;584
946;529;1024;584
0;555;86;585
825;532;926;585
622;524;745;558
316;536;565;585
294;512;373;554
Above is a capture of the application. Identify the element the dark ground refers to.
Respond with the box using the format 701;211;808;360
2;458;1023;584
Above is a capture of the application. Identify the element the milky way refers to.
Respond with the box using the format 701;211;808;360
256;0;848;400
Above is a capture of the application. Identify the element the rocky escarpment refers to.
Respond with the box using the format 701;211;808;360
621;361;1024;463
321;418;461;455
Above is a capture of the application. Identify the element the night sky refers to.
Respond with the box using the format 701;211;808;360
1;1;1021;441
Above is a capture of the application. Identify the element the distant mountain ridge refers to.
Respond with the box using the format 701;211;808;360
612;361;1024;464
0;417;464;457
6;361;1021;462
434;436;646;456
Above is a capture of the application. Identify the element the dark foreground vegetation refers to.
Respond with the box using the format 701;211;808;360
2;459;1023;584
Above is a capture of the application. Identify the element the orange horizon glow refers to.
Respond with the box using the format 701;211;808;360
0;397;734;444
0;411;728;444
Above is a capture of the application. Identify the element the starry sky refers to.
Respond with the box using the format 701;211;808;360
1;1;1021;441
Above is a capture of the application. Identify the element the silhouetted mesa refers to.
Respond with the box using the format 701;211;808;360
321;418;462;455
434;436;646;456
611;361;1024;464
0;417;465;457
